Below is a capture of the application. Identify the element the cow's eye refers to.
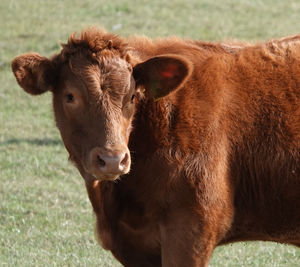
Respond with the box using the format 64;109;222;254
131;94;135;102
66;93;74;103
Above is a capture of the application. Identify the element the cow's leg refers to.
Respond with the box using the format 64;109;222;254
159;214;213;267
159;206;232;267
110;241;161;267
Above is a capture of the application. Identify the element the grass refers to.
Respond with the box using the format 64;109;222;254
0;0;300;266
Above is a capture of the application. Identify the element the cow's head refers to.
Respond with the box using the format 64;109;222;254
11;29;192;181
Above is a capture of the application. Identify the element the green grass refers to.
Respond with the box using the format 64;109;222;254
1;0;300;266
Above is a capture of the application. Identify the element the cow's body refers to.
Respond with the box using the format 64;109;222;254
12;29;299;266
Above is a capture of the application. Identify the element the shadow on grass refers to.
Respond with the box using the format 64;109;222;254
0;138;63;147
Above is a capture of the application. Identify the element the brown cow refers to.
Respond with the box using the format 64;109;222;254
12;28;300;267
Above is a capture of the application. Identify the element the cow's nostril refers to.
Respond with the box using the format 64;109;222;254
120;153;129;167
97;155;106;167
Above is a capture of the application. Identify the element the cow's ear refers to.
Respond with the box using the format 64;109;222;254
133;54;192;100
11;53;56;95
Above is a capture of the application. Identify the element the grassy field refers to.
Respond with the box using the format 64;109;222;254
1;0;300;266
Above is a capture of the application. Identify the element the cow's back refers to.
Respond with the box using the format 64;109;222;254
217;39;300;244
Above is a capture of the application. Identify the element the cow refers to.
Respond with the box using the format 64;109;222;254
12;28;299;267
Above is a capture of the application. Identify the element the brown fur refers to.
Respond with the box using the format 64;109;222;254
12;28;300;266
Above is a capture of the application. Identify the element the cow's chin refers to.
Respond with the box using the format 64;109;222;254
93;173;121;182
79;168;122;182
88;167;131;182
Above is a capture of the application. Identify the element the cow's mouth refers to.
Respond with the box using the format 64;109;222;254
93;172;121;181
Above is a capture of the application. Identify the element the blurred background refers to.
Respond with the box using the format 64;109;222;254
1;0;300;266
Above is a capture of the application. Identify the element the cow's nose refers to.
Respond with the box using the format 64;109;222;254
97;151;129;173
88;147;131;180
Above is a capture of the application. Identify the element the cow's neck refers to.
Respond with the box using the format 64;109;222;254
129;97;177;157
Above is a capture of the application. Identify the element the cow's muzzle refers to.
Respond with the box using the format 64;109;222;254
87;146;131;181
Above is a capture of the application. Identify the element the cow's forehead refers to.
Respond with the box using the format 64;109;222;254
59;54;132;102
101;55;131;71
100;57;132;91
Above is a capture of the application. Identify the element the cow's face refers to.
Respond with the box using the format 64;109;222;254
11;32;192;181
53;54;135;181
